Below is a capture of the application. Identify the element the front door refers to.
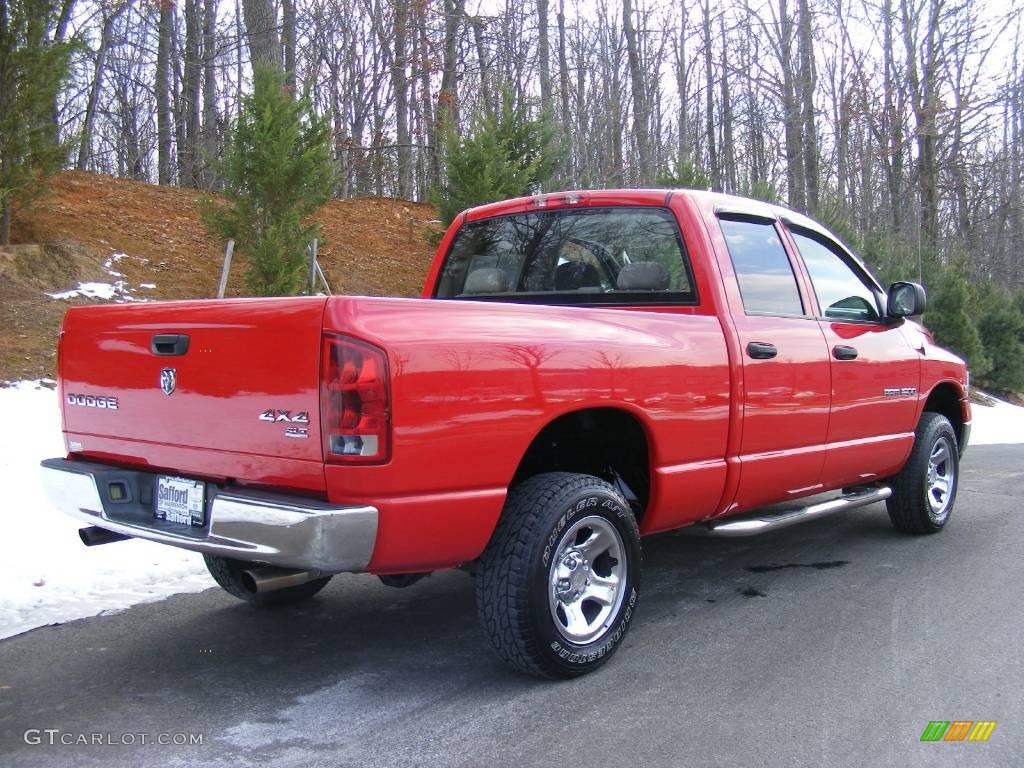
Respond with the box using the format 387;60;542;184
785;227;919;488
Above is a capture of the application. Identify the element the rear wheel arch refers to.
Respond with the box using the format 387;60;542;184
511;407;653;523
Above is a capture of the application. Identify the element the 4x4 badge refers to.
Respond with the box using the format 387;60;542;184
160;367;176;396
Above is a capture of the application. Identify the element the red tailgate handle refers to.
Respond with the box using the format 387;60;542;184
151;334;190;356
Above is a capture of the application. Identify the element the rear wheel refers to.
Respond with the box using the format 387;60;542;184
476;472;642;679
887;412;959;534
203;555;332;607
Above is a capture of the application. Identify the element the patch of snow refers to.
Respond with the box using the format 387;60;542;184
139;283;156;289
45;253;154;303
46;281;121;300
969;392;1024;446
102;253;126;278
0;382;211;640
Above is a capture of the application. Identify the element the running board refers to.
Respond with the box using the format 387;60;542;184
687;487;892;537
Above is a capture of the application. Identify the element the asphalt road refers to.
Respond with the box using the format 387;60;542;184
1;445;1021;768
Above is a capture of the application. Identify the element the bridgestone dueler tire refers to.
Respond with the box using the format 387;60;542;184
476;472;642;679
203;554;332;607
886;412;960;535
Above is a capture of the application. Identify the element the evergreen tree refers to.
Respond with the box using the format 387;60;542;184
655;156;711;190
0;0;73;244
974;282;1024;392
433;91;563;226
924;270;992;381
201;66;333;296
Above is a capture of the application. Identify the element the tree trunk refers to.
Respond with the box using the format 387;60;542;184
623;0;651;184
557;0;572;178
778;0;804;210
675;3;688;164
413;1;430;198
77;7;121;171
391;0;412;199
473;19;493;112
156;0;174;184
883;0;902;232
797;0;818;214
537;0;552;114
702;0;720;191
201;0;218;188
720;16;736;192
282;0;296;88
178;0;201;187
241;0;280;71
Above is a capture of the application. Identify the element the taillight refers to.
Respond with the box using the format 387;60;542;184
320;334;391;463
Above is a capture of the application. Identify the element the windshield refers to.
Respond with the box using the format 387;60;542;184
434;207;697;305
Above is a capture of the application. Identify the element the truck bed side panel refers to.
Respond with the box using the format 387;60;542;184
322;296;732;570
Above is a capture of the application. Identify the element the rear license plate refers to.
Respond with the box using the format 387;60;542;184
155;476;206;527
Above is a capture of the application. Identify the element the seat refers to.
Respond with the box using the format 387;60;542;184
463;268;509;294
554;261;602;291
616;262;670;291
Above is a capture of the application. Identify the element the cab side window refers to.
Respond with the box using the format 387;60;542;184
719;218;804;316
790;230;881;322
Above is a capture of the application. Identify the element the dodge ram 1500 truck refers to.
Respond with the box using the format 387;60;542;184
41;189;970;678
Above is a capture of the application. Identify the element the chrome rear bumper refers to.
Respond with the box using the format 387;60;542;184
40;458;378;573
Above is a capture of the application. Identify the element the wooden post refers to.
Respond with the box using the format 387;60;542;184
307;239;318;295
217;239;234;299
315;261;332;295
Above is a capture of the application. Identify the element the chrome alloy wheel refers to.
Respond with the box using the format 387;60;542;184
548;515;627;645
926;435;956;521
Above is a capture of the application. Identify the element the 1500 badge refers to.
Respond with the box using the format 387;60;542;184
259;409;309;439
884;387;918;397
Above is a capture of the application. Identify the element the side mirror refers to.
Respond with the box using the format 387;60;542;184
888;281;927;317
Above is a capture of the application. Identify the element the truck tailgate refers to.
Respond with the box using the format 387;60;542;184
59;297;327;474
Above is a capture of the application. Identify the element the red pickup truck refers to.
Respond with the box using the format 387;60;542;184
42;189;970;678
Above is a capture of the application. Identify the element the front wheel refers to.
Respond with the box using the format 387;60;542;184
476;472;642;679
887;412;960;534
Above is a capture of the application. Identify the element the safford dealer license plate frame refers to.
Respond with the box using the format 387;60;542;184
155;476;206;527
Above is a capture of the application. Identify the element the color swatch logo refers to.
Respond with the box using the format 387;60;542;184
921;721;997;742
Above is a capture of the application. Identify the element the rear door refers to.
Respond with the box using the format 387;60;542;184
785;227;919;486
716;216;832;511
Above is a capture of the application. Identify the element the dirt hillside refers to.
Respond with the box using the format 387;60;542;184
1;171;441;382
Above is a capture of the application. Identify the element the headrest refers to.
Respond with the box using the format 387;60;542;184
555;261;602;290
616;262;670;291
464;268;509;294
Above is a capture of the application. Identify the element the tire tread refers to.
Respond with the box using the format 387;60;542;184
887;412;958;535
475;472;639;678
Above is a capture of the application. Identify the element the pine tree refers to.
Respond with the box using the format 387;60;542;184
655;156;711;190
974;282;1024;392
0;0;73;244
433;91;563;226
924;270;992;381
201;66;333;296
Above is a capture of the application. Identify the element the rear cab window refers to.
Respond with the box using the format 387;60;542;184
718;217;805;316
434;207;698;306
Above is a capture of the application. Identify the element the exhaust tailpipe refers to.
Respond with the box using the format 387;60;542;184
79;526;132;547
241;566;323;594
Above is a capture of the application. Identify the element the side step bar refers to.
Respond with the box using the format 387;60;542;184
687;487;892;537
